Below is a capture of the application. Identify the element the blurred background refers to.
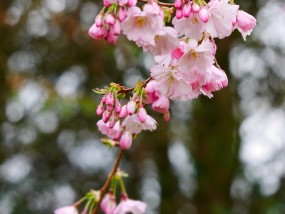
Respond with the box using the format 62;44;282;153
1;0;285;213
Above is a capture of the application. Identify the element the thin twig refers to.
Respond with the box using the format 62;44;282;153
92;149;124;214
138;0;174;8
119;76;153;94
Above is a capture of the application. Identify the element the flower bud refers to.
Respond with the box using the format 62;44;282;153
113;20;121;36
127;0;137;7
105;14;115;26
103;0;111;7
115;99;121;113
119;131;132;150
109;116;116;128
103;110;111;123
137;107;147;123
176;9;183;19
95;14;103;27
183;4;191;18
54;206;78;214
199;8;209;23
119;105;128;118
118;7;127;22
106;92;114;106
127;101;136;115
174;0;182;9
106;31;118;45
96;103;104;115
191;3;200;13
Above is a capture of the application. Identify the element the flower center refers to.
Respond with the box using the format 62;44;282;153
190;49;199;60
191;17;199;24
136;17;146;27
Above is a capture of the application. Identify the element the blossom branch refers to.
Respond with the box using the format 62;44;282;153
92;149;124;214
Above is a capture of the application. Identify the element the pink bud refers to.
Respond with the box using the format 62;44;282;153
109;116;116;128
191;3;200;13
103;0;111;7
176;9;183;19
127;0;137;7
115;99;121;113
127;101;136;115
96;103;104;115
106;92;114;106
163;111;171;122
118;7;127;22
119;131;132;150
112;20;121;36
174;0;182;9
152;96;170;113
106;32;118;45
101;193;116;214
199;8;209;23
106;104;113;112
105;14;115;26
119;105;128;118
183;4;191;18
137;107;147;123
103;110;111;123
95;14;103;27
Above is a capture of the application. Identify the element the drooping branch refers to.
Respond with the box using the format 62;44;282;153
138;0;174;7
118;76;153;94
92;149;124;214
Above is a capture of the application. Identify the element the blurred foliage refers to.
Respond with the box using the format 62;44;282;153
1;0;285;214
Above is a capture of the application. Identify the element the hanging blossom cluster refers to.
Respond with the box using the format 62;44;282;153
55;0;256;213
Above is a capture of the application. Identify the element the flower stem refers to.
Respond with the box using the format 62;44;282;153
92;149;124;214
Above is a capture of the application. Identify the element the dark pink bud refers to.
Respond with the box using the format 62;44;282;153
199;8;209;23
105;92;114;106
102;110;111;123
96;103;104;115
119;105;128;118
95;14;103;27
174;0;182;9
115;99;121;113
176;9;183;19
103;0;111;7
191;3;200;13
119;131;132;150
106;32;118;45
112;20;121;36
127;0;137;7
105;14;115;25
137;107;147;123
183;4;191;18
127;101;136;115
118;7;127;22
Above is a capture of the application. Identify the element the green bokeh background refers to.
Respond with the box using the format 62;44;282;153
1;0;285;213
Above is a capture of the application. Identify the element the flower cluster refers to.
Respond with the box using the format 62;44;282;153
55;0;256;213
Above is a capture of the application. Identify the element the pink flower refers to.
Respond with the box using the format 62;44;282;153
101;193;117;214
144;81;159;104
97;120;122;140
200;65;228;98
236;10;256;40
150;64;192;101
121;4;164;47
145;27;179;65
178;39;215;75
172;13;205;41
119;131;133;150
54;206;78;214
152;96;170;113
114;199;147;214
122;114;157;134
206;0;239;39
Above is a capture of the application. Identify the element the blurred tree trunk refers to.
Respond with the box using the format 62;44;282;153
191;38;240;214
